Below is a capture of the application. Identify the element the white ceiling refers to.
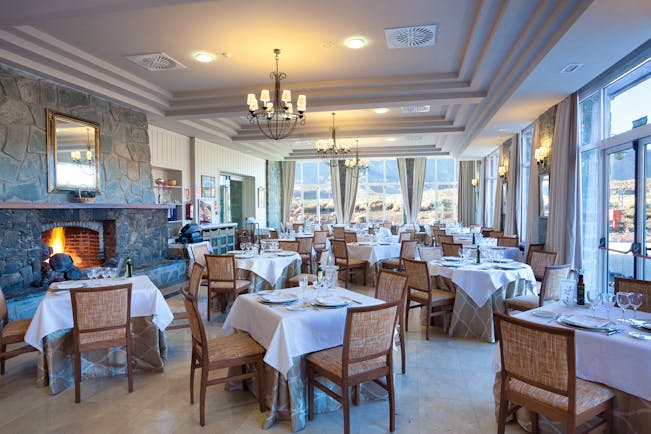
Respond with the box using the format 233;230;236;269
1;0;650;161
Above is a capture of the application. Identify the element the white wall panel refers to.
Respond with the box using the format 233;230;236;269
148;125;191;188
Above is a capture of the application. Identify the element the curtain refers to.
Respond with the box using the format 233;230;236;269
411;158;427;224
397;159;411;223
504;135;519;236
546;94;579;266
492;149;505;230
525;120;541;247
280;161;295;224
458;161;476;226
343;165;359;224
330;162;344;223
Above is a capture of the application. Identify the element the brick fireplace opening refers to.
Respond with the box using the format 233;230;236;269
40;221;116;270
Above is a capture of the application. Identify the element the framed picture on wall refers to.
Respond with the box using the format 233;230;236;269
257;187;266;208
201;175;216;198
198;199;213;223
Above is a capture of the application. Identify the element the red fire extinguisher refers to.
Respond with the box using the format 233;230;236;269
185;202;194;220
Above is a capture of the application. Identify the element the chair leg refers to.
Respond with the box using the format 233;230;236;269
307;363;315;421
256;357;265;412
344;269;349;289
126;339;133;393
405;299;411;332
74;351;81;403
399;318;406;374
342;384;350;434
241;364;248;392
207;290;211;322
425;311;431;340
497;382;508;434
352;385;360;406
362;266;366;286
200;367;208;426
605;400;613;433
0;344;5;375
387;372;395;432
190;354;196;404
531;411;539;434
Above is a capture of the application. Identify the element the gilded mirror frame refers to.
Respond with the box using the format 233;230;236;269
46;109;101;193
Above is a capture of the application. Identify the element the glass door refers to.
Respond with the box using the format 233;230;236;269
605;146;636;282
643;138;651;279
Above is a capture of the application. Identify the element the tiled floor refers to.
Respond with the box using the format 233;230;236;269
0;282;526;433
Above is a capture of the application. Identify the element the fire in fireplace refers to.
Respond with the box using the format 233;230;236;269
41;226;102;269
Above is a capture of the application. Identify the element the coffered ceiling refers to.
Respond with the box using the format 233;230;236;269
1;0;649;161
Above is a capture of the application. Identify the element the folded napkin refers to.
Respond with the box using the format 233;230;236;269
562;314;610;328
259;293;297;303
315;295;349;307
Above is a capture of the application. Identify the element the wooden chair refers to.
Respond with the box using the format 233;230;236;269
529;250;558;281
374;270;409;374
292;223;304;232
0;288;36;375
306;300;401;434
368;227;376;235
380;240;418;272
418;246;441;262
312;230;328;256
398;231;413;242
70;283;133;403
505;264;571;313
403;258;455;340
297;237;314;273
187;241;212;278
614;277;651;312
268;228;279;239
287;251;326;287
182;288;265;426
333;226;346;240
441;242;463;257
380;222;392;230
494;313;613;434
488;231;504;238
481;228;493;237
166;262;205;330
204;254;250;320
437;234;454;245
343;231;358;244
331;239;367;288
525;243;545;265
278;240;299;252
497;236;519;248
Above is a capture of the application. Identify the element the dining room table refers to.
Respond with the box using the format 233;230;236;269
230;249;301;291
428;258;536;342
23;275;173;395
492;302;651;433
222;286;385;432
346;241;402;285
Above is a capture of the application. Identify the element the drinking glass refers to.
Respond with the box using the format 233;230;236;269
616;292;631;322
298;275;309;300
240;242;245;251
603;293;616;321
586;290;600;317
630;293;644;320
458;249;465;261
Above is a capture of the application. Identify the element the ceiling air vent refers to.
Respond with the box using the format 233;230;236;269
125;52;186;71
401;105;431;113
385;25;437;49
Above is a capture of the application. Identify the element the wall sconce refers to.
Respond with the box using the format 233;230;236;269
471;177;479;190
498;165;507;181
535;145;550;174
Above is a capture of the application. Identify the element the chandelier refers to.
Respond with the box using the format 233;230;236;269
345;140;369;171
246;49;306;140
315;113;351;159
70;128;94;175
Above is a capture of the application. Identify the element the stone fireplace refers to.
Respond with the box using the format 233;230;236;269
41;221;115;269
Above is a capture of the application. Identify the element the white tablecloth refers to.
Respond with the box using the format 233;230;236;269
428;261;536;307
222;287;382;378
493;302;651;401
24;275;173;352
236;252;301;286
357;234;399;243
346;242;402;266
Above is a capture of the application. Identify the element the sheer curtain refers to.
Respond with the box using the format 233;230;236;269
546;94;579;265
343;166;359;224
330;161;359;224
281;161;295;224
458;161;476;226
411;158;426;224
492;149;505;230
397;159;411;222
504;135;519;236
398;158;427;224
330;161;344;223
525;120;541;246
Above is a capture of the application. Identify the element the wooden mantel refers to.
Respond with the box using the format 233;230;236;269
0;202;175;209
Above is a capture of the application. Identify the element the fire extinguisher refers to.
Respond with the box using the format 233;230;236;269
185;202;194;220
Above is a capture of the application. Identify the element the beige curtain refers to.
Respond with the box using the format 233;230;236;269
330;162;344;223
546;94;579;265
343;166;359;224
504;135;519;236
398;158;427;224
281;161;295;224
458;161;476;226
411;158;427;224
397;159;411;223
525;120;541;246
492;149;505;230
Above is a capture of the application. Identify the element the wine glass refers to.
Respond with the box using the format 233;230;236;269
458;248;465;261
630;293;644;320
586;289;601;318
240;242;245;251
603;292;616;321
298;275;309;301
616;292;631;322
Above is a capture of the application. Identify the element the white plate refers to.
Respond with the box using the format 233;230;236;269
285;304;310;312
496;263;525;270
441;256;463;262
258;293;298;304
276;251;296;256
265;248;282;253
50;281;86;290
531;309;557;319
494;258;513;263
313;295;351;307
558;314;611;329
628;331;651;340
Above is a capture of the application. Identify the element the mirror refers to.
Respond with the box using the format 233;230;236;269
539;173;550;216
46;110;100;192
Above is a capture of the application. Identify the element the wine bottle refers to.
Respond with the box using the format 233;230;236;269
316;261;324;285
576;272;585;305
476;245;481;264
125;257;133;278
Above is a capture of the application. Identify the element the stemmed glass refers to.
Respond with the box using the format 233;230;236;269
586;289;601;318
298;275;309;301
629;293;644;320
616;292;631;322
87;267;98;280
458;249;465;262
603;292;616;321
240;242;245;251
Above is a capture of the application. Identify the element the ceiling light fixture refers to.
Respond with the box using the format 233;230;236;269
194;52;215;63
386;137;397;142
315;113;351;160
345;37;367;49
345;140;369;172
246;49;306;140
374;108;390;114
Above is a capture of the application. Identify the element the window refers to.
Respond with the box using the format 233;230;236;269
289;161;334;223
484;153;499;227
606;59;651;138
418;158;459;223
518;125;533;240
353;160;403;223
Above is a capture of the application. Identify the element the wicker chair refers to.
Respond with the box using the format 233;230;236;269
497;236;519;248
292;223;304;232
182;289;265;426
529;250;558;281
343;231;358;244
614;277;651;312
187;241;212;279
398;231;413;242
380;240;418;272
437;234;454;245
494;313;614;434
312;230;328;256
268;228;279;239
306;300;401;434
0;287;36;375
418;246;441;262
297;237;314;273
505;264;571;313
380;222;393;230
331;239;367;288
489;231;504;238
441;242;463;257
166;262;205;330
204;254;250;320
70;283;133;403
525;243;545;265
403;258;455;340
374;270;409;374
481;228;493;237
278;240;299;252
287;251;327;287
333;226;346;240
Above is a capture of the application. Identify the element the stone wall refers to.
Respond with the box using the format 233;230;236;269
266;161;282;229
0;63;155;204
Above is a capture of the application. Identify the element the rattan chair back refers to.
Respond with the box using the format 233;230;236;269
399;231;413;242
539;264;571;303
441;242;463;257
403;258;430;294
344;231;358;243
497;236;519;247
292;223;304;232
268;229;279;239
418;246;441;262
331;239;349;261
205;254;236;283
312;230;328;246
529;250;558;281
437;234;454;245
375;270;408;305
615;277;651;312
526;243;545;264
298;237;313;254
333;226;346;239
187;241;212;268
279;240;299;252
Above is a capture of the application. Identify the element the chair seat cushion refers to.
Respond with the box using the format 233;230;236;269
505;295;540;312
204;333;265;363
288;273;316;285
508;377;614;414
210;280;250;291
300;253;311;261
335;258;367;267
166;298;187;315
410;289;455;306
306;346;387;379
1;318;31;340
380;259;400;269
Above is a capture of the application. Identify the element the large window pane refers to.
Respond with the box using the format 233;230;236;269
367;161;384;183
384;183;402;223
580;149;599;288
302;162;318;184
606;60;651;138
385;160;398;182
417;158;459;222
580;92;600;147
